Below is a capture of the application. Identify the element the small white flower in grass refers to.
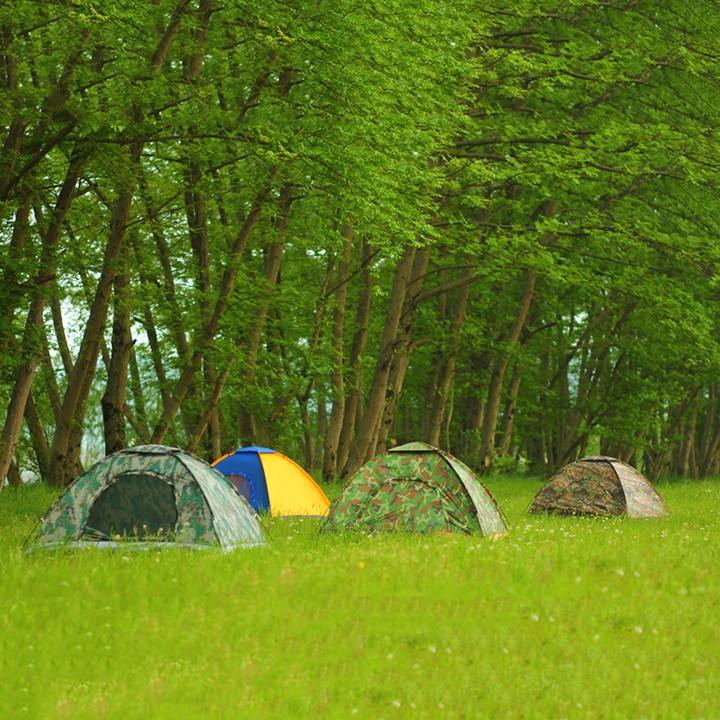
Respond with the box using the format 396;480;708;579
575;576;582;583
428;645;437;653
445;647;452;654
392;700;402;708
634;626;644;634
351;709;358;716
502;647;509;654
530;613;540;622
548;616;555;623
593;634;600;641
438;702;445;709
634;663;640;670
616;568;625;576
387;653;394;660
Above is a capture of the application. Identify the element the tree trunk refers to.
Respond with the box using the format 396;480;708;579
343;245;418;476
151;172;276;443
127;347;151;443
424;261;474;446
237;182;293;442
699;386;720;477
0;197;31;355
295;257;335;468
101;241;133;455
678;407;697;478
498;364;522;457
187;352;236;454
322;224;353;482
479;267;537;472
49;143;142;486
375;247;432;454
24;391;51;481
336;240;374;475
0;150;85;488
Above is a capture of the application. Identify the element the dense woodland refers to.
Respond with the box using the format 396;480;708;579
1;0;720;489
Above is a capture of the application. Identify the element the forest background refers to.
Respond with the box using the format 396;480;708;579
2;0;720;490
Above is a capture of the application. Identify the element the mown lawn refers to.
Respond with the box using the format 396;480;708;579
0;478;718;719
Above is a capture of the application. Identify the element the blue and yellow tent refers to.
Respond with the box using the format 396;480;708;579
212;446;330;517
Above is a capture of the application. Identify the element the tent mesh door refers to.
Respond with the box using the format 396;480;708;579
84;471;178;540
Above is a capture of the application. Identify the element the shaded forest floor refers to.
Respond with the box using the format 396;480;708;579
1;477;718;719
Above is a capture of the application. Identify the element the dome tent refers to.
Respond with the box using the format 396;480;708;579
26;445;267;552
320;441;507;536
212;446;330;517
529;455;668;518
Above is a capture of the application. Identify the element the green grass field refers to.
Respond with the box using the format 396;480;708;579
1;478;718;719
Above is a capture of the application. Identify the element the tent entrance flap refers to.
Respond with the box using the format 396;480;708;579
84;471;178;539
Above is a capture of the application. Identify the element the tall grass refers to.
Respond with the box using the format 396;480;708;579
1;478;718;719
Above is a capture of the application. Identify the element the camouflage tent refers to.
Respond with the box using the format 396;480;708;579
529;455;668;518
320;442;507;536
26;445;267;552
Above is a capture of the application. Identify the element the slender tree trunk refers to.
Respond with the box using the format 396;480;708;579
322;225;353;481
699;387;720;477
498;364;522;457
479;267;537;472
187;352;236;453
151;172;277;443
424;262;474;446
127;347;150;442
133;235;173;416
24;391;51;481
337;240;374;475
7;460;22;487
678;408;697;478
101;241;133;455
0;150;85;488
49;143;142;486
375;247;432;454
237;182;293;441
0;197;31;355
295;257;335;467
343;245;418;475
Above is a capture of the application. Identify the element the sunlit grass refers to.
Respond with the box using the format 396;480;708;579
1;478;718;719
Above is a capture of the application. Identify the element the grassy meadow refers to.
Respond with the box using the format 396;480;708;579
0;477;718;719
